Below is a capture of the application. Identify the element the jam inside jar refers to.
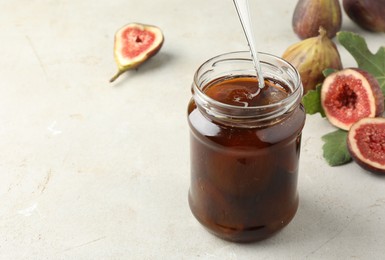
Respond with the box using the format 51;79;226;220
187;51;306;242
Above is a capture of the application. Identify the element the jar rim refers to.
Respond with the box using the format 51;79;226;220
193;51;303;115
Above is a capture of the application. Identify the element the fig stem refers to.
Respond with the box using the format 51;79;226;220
110;70;125;83
318;26;327;38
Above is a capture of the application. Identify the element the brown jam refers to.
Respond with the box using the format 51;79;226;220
188;75;305;242
204;76;290;107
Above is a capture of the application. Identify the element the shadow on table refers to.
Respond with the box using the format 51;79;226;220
232;188;385;257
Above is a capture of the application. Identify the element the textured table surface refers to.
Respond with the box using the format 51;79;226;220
1;0;385;259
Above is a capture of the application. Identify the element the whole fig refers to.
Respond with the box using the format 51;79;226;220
343;0;385;32
293;0;342;39
282;27;343;94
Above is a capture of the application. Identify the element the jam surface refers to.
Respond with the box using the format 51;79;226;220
204;76;290;107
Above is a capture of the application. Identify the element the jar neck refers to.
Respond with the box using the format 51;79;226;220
192;51;303;127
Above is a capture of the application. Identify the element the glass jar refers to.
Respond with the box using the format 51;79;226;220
187;51;306;242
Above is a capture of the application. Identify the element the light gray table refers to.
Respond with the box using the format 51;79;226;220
1;0;384;259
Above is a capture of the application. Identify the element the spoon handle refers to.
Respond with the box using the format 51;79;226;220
233;0;265;88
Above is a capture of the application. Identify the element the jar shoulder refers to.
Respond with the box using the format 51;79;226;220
188;100;306;147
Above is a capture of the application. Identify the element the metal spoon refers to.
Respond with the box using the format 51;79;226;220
233;0;265;89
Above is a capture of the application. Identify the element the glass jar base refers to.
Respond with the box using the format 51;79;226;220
188;193;299;243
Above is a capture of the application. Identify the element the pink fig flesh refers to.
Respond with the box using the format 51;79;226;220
347;117;385;174
321;68;384;130
110;23;164;82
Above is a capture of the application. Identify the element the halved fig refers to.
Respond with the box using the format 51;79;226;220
321;68;384;130
110;23;164;82
347;117;385;174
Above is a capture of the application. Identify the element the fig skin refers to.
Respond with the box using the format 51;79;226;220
110;23;164;83
293;0;342;39
347;117;385;175
343;0;385;32
282;27;342;94
321;68;384;131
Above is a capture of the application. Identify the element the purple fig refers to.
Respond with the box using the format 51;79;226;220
343;0;385;32
292;0;342;39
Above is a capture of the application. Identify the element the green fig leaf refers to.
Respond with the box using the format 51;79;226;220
321;130;352;166
337;31;385;96
323;68;338;77
302;84;326;117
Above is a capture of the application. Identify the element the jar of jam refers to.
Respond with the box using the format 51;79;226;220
187;51;306;242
